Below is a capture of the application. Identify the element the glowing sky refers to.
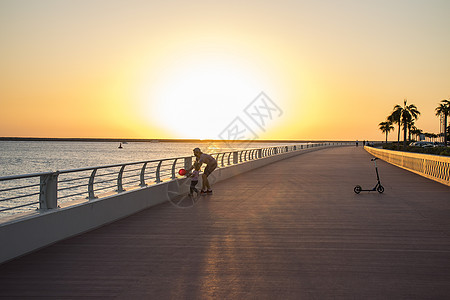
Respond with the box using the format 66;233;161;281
1;0;449;140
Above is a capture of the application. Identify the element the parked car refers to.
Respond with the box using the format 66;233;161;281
433;142;446;147
409;141;434;147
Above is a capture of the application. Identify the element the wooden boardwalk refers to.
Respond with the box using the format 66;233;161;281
1;146;450;299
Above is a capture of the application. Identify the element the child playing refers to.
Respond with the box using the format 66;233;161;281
189;162;201;196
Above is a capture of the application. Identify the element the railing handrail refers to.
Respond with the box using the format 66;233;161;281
0;156;193;181
0;144;298;181
364;145;450;186
0;172;55;182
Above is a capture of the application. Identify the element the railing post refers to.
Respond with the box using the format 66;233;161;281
88;169;97;200
258;149;262;159
140;162;148;187
227;152;232;165
155;160;162;183
117;165;125;192
171;158;178;179
233;152;238;164
39;172;58;209
221;153;225;167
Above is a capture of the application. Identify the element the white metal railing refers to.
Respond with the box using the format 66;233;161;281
364;146;450;186
0;142;350;217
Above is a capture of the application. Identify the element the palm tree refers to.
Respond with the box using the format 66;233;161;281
410;127;422;141
409;124;416;141
392;99;420;148
388;108;402;146
379;121;394;143
435;99;450;147
407;120;416;142
426;133;435;142
432;133;438;143
447;125;450;143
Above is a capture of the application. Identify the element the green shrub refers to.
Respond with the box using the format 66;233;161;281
379;143;450;156
439;149;450;156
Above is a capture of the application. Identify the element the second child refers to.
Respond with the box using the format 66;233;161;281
189;162;201;196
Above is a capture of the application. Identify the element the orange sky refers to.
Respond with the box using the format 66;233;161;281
1;0;449;141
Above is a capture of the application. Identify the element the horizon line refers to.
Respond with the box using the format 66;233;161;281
0;137;356;143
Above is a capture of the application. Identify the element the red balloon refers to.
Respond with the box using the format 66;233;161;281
178;169;186;176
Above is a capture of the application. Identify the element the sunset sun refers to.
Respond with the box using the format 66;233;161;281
140;53;276;139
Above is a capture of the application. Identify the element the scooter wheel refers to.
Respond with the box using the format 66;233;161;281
377;185;384;193
354;185;362;194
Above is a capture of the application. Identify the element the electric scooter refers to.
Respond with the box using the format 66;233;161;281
354;158;384;194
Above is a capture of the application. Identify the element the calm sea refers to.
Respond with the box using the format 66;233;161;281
0;140;298;177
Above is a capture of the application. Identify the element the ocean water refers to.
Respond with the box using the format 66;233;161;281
0;140;298;177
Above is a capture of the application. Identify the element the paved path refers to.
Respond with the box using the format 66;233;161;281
1;147;450;299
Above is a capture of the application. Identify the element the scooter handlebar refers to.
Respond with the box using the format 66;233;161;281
371;158;378;161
